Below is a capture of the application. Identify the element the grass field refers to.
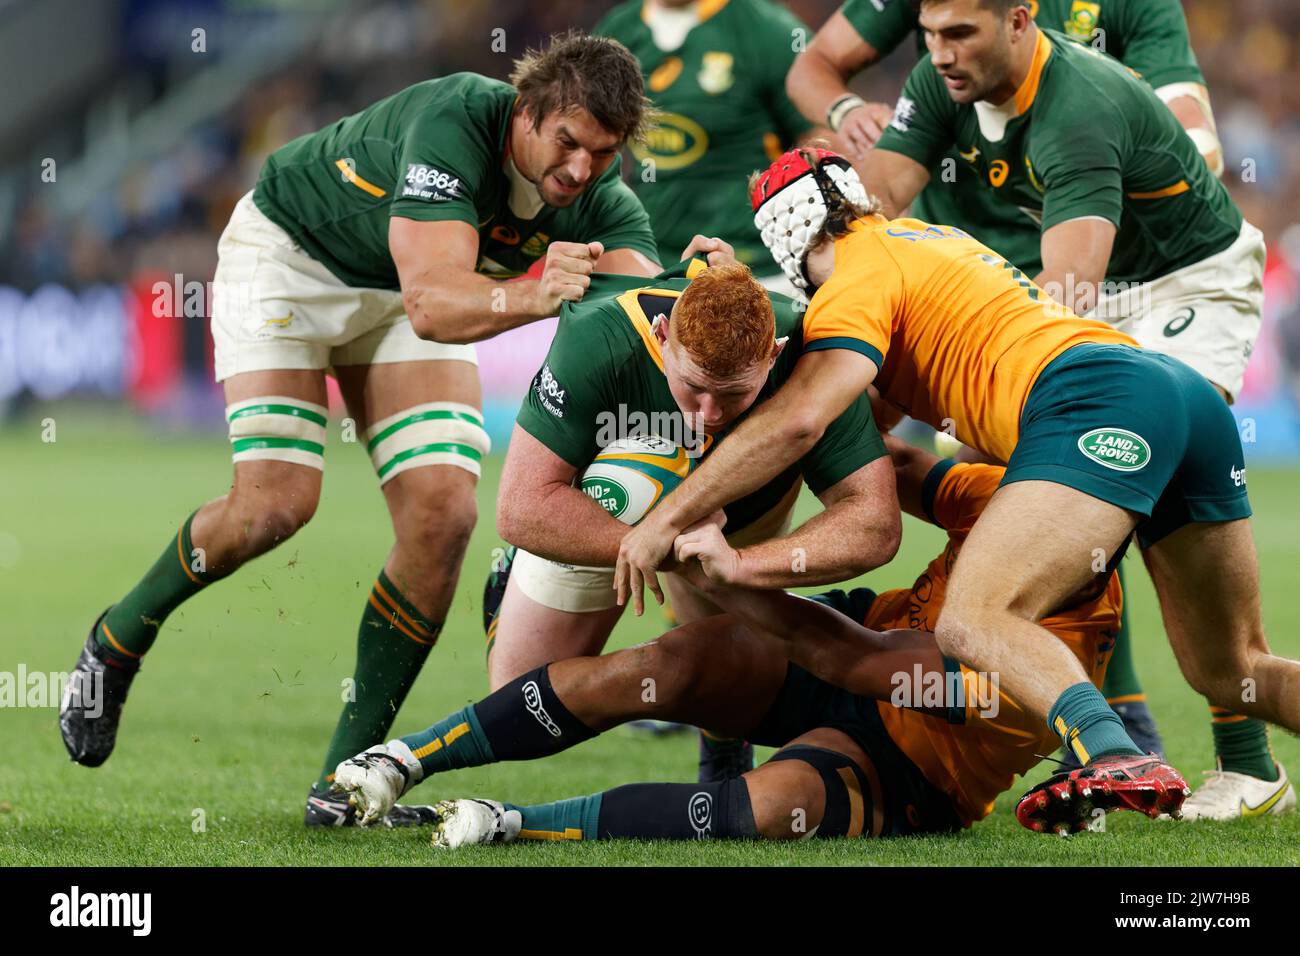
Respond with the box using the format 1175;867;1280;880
2;406;1298;866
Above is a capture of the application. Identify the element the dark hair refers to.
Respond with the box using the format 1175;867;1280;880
911;0;1023;14
510;31;654;145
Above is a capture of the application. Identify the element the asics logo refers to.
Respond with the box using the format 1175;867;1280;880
522;681;562;738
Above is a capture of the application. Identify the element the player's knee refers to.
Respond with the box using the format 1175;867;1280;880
640;627;710;708
228;467;320;552
747;767;825;841
390;470;479;554
756;745;873;840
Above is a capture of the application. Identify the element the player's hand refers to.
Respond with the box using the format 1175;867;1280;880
536;240;604;315
679;235;737;268
614;510;681;616
837;102;895;161
674;514;741;588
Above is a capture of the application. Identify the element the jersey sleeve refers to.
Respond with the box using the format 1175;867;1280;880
799;389;887;496
873;56;958;171
389;106;491;226
923;461;1004;532
578;166;661;263
1113;0;1205;89
1032;110;1125;232
839;0;919;55
801;234;901;371
758;2;816;144
515;307;622;470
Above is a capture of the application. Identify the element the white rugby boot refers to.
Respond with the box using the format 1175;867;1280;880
331;741;423;826
431;798;522;848
1179;762;1295;821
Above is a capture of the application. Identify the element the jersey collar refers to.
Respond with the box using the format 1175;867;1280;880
973;30;1053;142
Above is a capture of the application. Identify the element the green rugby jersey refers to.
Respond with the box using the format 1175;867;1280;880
516;262;885;533
595;0;813;275
251;73;658;290
875;29;1240;283
841;0;1206;273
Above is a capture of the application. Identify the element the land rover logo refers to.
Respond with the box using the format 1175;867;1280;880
581;476;629;518
1077;428;1151;472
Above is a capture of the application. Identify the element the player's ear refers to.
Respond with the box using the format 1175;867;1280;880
770;335;789;364
652;312;670;345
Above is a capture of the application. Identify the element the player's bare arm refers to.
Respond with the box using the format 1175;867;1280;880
615;346;878;614
496;425;632;567
677;455;900;589
1034;217;1116;315
858;147;930;219
390;217;609;344
1159;83;1224;178
786;10;895;161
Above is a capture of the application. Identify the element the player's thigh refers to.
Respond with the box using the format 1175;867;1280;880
1142;519;1266;683
487;573;624;689
745;728;869;840
333;358;486;531
221;368;329;512
944;480;1136;623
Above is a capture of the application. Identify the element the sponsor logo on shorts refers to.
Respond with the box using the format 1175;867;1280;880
522;680;562;738
401;164;461;202
1077;427;1151;472
688;791;713;839
1162;307;1196;338
581;475;630;519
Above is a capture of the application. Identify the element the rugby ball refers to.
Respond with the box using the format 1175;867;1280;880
579;435;696;526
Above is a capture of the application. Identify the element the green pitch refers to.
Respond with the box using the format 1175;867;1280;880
2;408;1298;866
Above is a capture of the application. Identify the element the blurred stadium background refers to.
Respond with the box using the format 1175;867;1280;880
3;0;1300;454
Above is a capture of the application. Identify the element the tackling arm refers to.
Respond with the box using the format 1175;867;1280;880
1159;83;1224;179
721;455;901;589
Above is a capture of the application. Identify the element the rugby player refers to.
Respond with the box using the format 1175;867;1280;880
486;258;899;781
859;0;1279;816
329;440;1127;843
614;148;1300;832
59;33;669;828
596;0;821;294
788;0;1225;773
788;0;1222;275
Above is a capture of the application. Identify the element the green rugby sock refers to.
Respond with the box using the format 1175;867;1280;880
1209;707;1278;781
1101;563;1145;702
316;570;439;788
508;795;603;842
96;512;211;661
1049;682;1142;763
400;706;495;777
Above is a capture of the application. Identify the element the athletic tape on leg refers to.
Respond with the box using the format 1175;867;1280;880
227;396;328;470
364;402;490;483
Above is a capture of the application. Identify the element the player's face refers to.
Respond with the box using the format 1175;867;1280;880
661;328;772;436
919;0;1017;104
519;106;623;207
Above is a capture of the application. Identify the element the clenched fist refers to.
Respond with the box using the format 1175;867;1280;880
536;240;604;315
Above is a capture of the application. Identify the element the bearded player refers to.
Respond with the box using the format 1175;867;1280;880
59;33;671;828
484;257;898;783
329;438;1126;845
858;0;1281;818
616;148;1300;832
